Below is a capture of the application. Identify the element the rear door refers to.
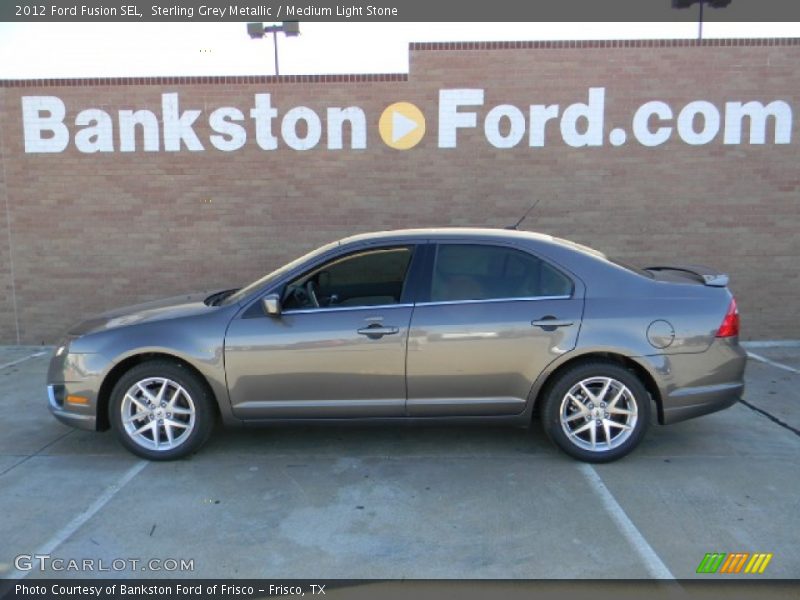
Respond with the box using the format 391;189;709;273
406;241;584;417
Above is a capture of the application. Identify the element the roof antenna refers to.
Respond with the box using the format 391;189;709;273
505;199;541;230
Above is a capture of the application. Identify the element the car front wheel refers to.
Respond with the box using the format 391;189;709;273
109;360;215;460
541;361;651;463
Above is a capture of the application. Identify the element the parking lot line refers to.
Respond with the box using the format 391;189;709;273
739;399;800;438
0;350;47;371
0;430;75;477
578;463;675;580
8;460;148;580
746;352;800;375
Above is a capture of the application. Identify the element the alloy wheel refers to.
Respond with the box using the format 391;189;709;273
120;377;196;452
559;376;638;452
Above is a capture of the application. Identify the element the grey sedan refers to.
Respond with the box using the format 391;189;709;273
47;229;746;462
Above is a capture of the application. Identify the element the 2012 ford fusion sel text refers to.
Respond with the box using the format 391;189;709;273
47;228;746;462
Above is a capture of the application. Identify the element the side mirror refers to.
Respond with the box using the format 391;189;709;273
262;293;281;316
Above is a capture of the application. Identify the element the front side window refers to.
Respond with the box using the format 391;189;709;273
282;246;414;310
430;244;572;303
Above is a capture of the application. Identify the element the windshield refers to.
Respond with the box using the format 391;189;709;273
220;240;341;306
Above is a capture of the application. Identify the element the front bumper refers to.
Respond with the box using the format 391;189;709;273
47;347;107;431
47;384;97;431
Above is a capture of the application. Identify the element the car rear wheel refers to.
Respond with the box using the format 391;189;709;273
109;360;215;460
541;361;650;463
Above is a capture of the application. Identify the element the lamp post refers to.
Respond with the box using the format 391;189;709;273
247;21;300;75
672;0;732;41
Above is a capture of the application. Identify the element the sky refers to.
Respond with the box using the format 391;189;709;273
0;21;798;79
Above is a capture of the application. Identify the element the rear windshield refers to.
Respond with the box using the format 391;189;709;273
552;236;652;278
609;258;653;278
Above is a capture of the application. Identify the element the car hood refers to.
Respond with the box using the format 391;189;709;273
67;291;219;337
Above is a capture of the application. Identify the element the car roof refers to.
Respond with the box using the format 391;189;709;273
337;228;604;258
340;227;555;245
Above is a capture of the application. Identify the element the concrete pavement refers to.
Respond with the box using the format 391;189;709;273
0;345;797;580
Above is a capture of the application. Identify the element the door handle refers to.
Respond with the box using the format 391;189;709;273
531;317;574;330
357;324;400;339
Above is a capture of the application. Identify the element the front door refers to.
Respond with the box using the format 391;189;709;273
225;245;419;419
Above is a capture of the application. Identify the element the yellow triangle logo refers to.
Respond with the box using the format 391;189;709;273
379;102;426;150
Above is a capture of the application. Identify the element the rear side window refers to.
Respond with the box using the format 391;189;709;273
430;244;573;302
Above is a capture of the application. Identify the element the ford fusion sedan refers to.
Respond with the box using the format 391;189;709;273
47;228;746;462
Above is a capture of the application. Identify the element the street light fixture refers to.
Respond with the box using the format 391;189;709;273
247;21;300;76
672;0;732;41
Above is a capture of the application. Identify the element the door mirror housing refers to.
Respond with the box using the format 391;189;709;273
262;294;281;316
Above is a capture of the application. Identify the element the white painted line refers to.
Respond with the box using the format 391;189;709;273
742;340;800;349
0;350;47;370
747;352;800;375
9;460;148;580
578;463;675;580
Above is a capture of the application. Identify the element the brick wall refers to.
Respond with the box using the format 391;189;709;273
0;86;18;344
0;39;798;343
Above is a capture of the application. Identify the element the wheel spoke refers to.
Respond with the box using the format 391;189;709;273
165;418;189;430
167;387;183;409
126;393;149;412
572;420;594;436
153;421;161;446
164;421;175;447
154;380;168;404
136;382;157;403
578;382;596;402
170;406;192;416
596;378;612;404
608;406;635;416
565;411;587;423
602;419;613;446
133;420;155;436
567;392;591;416
589;420;597;449
607;387;626;409
124;412;148;425
606;420;632;431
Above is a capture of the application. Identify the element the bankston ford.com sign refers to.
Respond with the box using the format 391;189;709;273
21;88;791;154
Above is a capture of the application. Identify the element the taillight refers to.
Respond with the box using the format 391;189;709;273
716;298;739;338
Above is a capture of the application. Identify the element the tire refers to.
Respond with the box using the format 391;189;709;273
109;360;215;460
541;361;651;463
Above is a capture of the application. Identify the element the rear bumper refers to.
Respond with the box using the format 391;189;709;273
661;381;742;425
640;337;747;425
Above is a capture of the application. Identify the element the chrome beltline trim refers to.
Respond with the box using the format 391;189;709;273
281;296;571;315
416;295;571;307
282;303;415;316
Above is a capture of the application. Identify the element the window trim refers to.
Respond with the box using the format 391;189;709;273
415;295;572;308
421;241;575;304
282;302;415;316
